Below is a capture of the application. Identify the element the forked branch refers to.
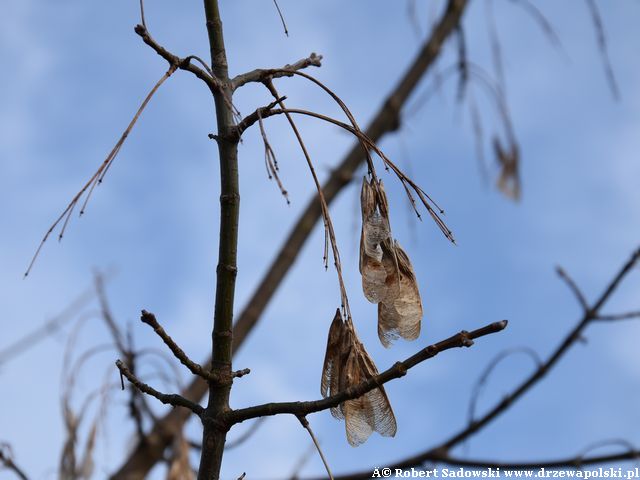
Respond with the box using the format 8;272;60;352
134;24;220;92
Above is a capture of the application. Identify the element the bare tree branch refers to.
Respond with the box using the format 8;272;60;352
115;360;204;415
231;53;322;90
228;320;507;424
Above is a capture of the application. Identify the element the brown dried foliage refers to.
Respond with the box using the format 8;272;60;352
320;309;397;446
359;178;423;347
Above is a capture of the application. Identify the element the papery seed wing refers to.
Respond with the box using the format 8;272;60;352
321;309;345;399
493;137;521;201
378;242;423;347
351;341;397;443
379;238;401;302
361;255;388;303
342;349;375;446
360;176;376;220
344;396;375;447
360;178;389;262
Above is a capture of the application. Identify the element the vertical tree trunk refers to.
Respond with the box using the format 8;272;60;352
198;1;238;478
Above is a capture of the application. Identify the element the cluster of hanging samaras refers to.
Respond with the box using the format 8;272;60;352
321;177;423;446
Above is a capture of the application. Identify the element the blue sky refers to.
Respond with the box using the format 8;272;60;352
1;1;640;478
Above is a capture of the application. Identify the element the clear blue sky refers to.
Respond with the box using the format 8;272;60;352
1;1;640;478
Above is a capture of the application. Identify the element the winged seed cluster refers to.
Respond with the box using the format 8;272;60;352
320;177;424;446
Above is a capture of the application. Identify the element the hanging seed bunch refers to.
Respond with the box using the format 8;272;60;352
360;177;423;347
300;71;447;447
321;309;397;446
319;179;423;446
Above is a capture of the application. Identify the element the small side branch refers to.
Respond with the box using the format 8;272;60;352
115;360;204;415
229;320;507;424
595;311;640;322
134;24;220;93
231;53;322;90
139;310;218;382
0;444;29;480
556;266;589;311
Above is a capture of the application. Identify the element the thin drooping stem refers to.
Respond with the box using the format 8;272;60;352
199;0;239;478
297;416;334;480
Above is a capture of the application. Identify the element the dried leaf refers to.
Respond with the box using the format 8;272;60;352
320;309;397;446
360;178;391;264
361;254;388;304
360;178;396;303
493;137;520;201
378;242;423;348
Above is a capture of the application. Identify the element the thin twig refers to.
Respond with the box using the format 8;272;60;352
139;310;217;381
584;0;620;100
257;108;290;203
95;273;127;354
468;347;541;425
556;266;589;311
264;81;353;318
272;0;289;36
115;360;204;415
238;104;455;242
595;311;640;322
0;444;29;480
139;0;147;29
508;0;565;53
25;67;177;277
297;416;334;480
